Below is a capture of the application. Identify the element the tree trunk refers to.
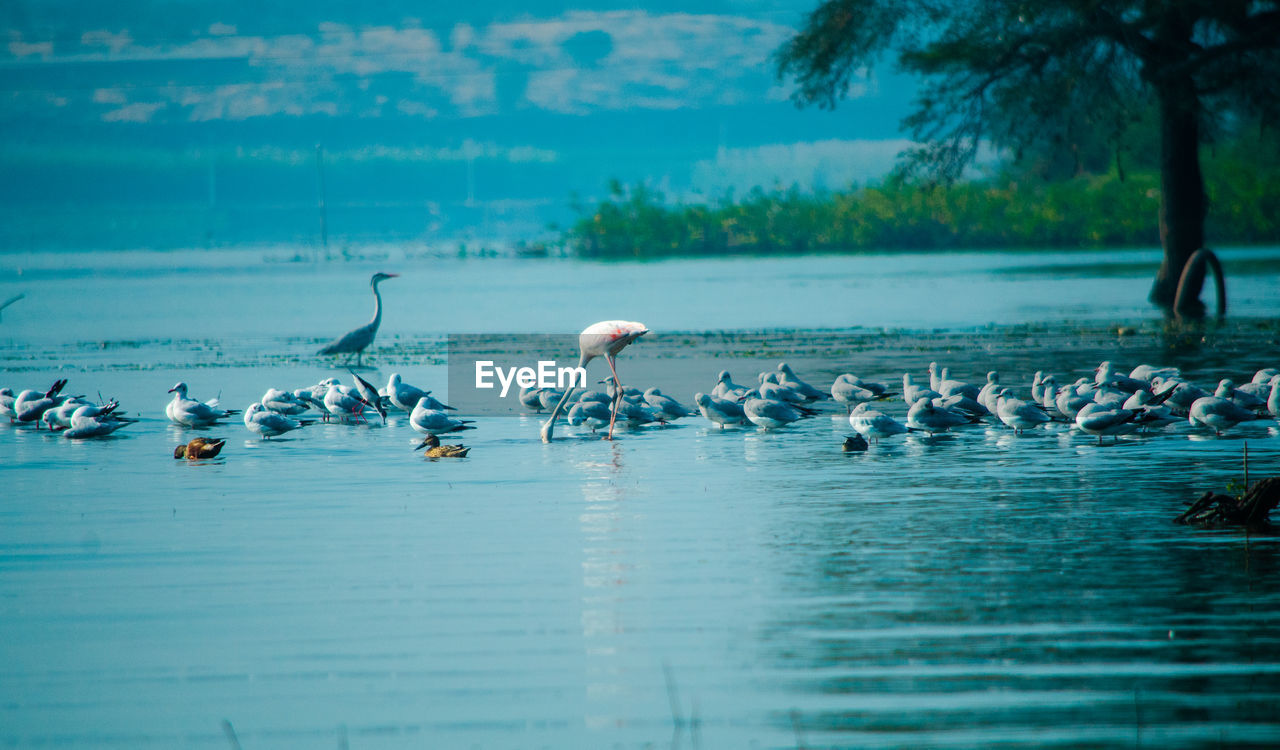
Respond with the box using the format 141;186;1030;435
1149;80;1207;312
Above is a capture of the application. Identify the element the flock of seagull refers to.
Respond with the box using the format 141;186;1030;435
520;358;1280;449
162;372;475;456
3;311;1279;457
3;357;1279;456
0;371;476;458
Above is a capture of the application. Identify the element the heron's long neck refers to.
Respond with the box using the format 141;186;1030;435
370;282;384;328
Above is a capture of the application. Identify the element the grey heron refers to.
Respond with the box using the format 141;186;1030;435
317;272;398;366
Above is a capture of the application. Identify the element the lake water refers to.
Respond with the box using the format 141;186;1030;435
3;245;1280;748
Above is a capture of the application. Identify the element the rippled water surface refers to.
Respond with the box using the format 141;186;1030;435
3;247;1280;748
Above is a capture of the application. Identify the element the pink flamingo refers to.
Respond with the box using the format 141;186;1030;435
541;320;649;442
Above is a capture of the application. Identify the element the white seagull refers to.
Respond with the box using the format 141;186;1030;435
711;370;751;401
995;391;1051;434
1095;361;1151;394
741;390;814;430
777;362;827;400
902;373;941;404
831;374;882;413
323;383;371;422
166;382;237;427
1188;391;1259;435
14;379;69;425
694;392;747;428
848;403;912;443
644;388;696;421
1074;402;1150;445
906;397;975;435
244;403;311;439
410;397;475;435
63;404;134;439
386;372;441;412
568;399;612;432
262;388;310;416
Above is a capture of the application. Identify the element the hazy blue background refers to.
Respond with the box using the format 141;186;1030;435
0;0;919;250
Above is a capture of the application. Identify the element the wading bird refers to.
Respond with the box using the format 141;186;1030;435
0;293;24;322
317;272;398;366
541;320;649;442
348;370;387;424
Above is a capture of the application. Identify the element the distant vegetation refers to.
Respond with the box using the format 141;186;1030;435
560;128;1280;260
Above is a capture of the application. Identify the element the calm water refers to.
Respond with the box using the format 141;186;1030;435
3;246;1280;748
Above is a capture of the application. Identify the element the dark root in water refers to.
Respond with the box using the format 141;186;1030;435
1175;477;1280;528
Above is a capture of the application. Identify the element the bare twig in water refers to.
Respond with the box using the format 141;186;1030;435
337;723;349;750
1134;686;1142;748
1244;441;1249;492
221;719;242;750
663;660;685;731
791;708;806;750
691;698;701;750
1176;477;1280;527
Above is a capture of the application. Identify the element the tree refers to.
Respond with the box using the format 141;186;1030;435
776;0;1280;315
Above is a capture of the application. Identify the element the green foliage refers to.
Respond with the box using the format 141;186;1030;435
775;0;1280;183
562;144;1280;259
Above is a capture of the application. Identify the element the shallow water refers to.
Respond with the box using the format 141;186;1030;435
3;247;1280;748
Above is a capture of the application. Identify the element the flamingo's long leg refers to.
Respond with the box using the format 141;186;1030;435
606;354;621;440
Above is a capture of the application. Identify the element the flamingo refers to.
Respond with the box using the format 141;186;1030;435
541;320;649;442
317;272;398;366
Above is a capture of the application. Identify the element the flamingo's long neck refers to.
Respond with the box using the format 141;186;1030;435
541;352;591;442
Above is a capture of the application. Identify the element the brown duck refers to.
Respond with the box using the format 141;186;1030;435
174;437;227;459
414;434;470;458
